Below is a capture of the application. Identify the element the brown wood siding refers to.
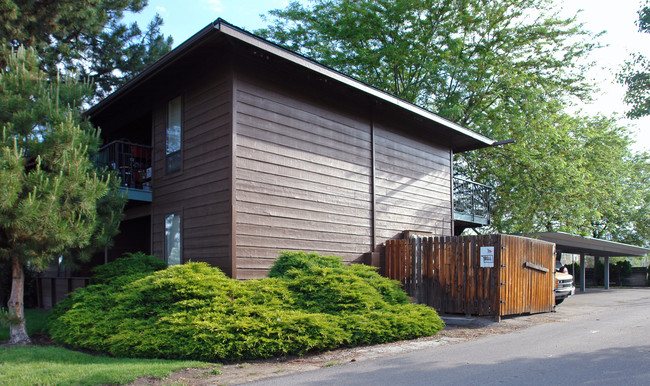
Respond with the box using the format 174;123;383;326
374;123;453;243
234;74;374;278
151;72;234;275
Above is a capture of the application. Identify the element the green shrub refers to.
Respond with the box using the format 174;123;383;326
613;260;632;278
49;252;445;362
268;251;343;278
91;251;167;285
49;252;167;327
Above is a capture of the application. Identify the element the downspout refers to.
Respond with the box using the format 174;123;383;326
230;65;238;279
363;104;380;270
371;109;377;252
450;148;454;236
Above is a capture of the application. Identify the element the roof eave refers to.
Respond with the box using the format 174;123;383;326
87;18;496;152
528;232;650;257
214;20;495;151
85;21;219;117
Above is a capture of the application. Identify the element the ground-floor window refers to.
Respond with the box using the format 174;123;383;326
165;213;181;265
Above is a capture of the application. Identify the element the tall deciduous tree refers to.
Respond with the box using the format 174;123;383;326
619;2;650;119
0;0;173;98
261;0;649;245
259;0;596;125
0;47;124;344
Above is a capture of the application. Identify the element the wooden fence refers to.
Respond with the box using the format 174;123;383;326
385;234;555;317
36;277;90;310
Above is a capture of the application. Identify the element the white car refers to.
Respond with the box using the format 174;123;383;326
555;261;575;305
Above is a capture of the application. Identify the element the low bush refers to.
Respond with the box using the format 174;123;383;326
91;251;168;285
49;251;444;362
268;251;343;277
48;252;167;326
612;260;632;278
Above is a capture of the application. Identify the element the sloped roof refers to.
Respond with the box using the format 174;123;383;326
87;19;495;152
527;232;650;257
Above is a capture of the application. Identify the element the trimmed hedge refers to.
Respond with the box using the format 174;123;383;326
49;251;444;361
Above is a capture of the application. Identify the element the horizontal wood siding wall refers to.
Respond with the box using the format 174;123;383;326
234;74;373;278
375;124;452;245
151;72;233;275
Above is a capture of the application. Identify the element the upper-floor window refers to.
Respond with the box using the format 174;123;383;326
166;96;182;173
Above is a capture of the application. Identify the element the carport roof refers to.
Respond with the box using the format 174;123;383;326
527;232;650;257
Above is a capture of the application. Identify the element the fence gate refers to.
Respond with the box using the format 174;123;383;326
385;234;555;317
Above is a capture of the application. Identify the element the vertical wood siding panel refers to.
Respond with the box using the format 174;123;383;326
151;73;233;275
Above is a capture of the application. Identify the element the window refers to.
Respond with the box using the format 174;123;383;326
165;214;181;265
166;96;182;173
57;256;66;278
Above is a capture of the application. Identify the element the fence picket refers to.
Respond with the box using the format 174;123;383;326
384;234;554;317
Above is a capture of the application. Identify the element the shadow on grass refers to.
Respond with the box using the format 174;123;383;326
0;309;50;342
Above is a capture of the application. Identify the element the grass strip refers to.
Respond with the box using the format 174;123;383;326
0;309;50;342
0;346;209;385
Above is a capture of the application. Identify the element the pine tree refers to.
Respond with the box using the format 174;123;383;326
0;0;173;98
0;0;165;344
0;47;123;344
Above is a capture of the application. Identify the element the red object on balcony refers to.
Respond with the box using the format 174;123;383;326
98;140;152;190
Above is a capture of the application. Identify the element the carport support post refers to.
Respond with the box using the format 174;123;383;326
580;254;586;293
604;256;610;290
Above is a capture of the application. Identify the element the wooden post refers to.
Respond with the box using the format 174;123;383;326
580;253;586;292
603;256;609;290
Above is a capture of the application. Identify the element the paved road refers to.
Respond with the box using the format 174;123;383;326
248;288;650;385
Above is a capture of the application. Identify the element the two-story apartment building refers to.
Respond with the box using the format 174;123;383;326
39;22;650;315
84;19;494;280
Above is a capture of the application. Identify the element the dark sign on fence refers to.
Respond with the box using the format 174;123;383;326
385;234;555;317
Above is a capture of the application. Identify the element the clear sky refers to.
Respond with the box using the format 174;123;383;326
125;0;650;152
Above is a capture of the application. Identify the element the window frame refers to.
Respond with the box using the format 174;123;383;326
164;213;182;265
165;96;182;174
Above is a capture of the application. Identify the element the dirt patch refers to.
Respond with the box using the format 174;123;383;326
131;311;564;385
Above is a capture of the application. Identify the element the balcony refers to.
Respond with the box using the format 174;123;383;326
453;177;491;235
97;140;152;202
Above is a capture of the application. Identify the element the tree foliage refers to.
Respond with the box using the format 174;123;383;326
0;0;173;98
259;0;596;127
261;0;649;245
0;47;125;344
618;2;650;119
465;104;648;242
1;0;171;345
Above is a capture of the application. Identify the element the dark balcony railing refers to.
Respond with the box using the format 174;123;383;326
97;140;152;192
453;177;492;225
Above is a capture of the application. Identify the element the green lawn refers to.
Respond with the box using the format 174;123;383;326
1;309;211;385
0;309;50;341
0;346;209;385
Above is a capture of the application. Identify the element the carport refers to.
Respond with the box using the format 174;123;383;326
528;232;650;292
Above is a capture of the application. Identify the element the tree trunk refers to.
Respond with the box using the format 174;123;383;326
7;255;31;345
